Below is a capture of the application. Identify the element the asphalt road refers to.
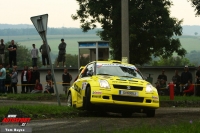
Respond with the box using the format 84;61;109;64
1;102;200;133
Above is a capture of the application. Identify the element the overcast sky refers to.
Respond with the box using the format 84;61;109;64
0;0;199;28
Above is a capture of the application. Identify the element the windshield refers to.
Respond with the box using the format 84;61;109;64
96;64;143;79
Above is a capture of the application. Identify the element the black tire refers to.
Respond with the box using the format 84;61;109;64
67;92;72;107
121;112;132;117
85;86;92;111
146;109;155;117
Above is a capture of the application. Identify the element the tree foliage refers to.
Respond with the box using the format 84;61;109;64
72;0;187;65
150;56;194;66
188;0;200;16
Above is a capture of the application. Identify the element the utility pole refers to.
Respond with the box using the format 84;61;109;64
121;0;129;63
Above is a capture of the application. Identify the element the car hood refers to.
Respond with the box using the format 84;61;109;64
95;75;148;86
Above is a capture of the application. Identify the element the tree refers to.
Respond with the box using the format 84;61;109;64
188;0;200;16
150;56;194;66
4;41;42;68
194;32;198;35
72;0;186;65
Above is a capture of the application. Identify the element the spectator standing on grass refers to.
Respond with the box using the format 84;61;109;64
196;66;200;96
62;68;72;95
0;64;6;94
56;38;66;67
31;44;39;67
0;39;5;65
7;40;17;68
21;66;31;93
31;79;43;94
5;64;12;93
10;67;18;94
172;70;181;95
180;66;192;95
39;41;51;67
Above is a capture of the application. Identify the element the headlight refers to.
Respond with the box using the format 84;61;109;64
99;80;110;89
146;84;153;93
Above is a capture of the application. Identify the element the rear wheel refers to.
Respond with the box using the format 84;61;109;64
67;92;72;107
146;109;155;117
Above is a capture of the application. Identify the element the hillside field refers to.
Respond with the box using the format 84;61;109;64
1;34;200;59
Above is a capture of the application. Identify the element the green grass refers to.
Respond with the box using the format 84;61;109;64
0;104;78;120
93;120;200;133
159;95;200;101
4;93;67;101
1;34;100;55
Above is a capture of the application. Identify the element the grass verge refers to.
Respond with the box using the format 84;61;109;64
0;104;79;120
92;120;200;133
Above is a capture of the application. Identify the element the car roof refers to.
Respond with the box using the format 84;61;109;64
95;60;136;67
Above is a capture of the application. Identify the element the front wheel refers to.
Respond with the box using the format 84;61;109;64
85;86;92;111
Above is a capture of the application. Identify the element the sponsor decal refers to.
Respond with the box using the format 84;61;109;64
1;108;32;133
82;82;87;90
92;91;102;95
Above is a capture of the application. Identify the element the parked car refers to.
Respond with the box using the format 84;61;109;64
66;60;159;117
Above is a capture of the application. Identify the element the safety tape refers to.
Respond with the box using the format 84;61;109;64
5;82;71;87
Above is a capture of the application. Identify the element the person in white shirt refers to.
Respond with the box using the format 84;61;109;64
31;44;39;67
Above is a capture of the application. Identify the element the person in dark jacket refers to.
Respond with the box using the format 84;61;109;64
172;70;181;95
21;66;31;93
39;41;51;67
56;39;67;67
46;69;53;82
62;68;72;94
180;66;193;95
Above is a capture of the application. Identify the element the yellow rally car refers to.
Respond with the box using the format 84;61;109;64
67;60;159;117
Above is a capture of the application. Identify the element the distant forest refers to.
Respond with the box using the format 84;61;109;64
0;28;100;36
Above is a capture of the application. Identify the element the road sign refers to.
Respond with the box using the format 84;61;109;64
30;14;48;41
30;14;61;106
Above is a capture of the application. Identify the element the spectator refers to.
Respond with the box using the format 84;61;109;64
31;79;43;94
10;67;18;94
0;64;6;94
172;70;181;95
180;66;192;95
155;70;167;91
196;66;200;96
44;80;54;94
21;66;31;93
39;41;51;67
62;68;72;94
183;80;194;96
28;67;34;92
5;64;12;93
31;44;39;67
46;69;53;82
7;40;17;68
31;66;40;83
56;38;66;67
0;39;5;65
